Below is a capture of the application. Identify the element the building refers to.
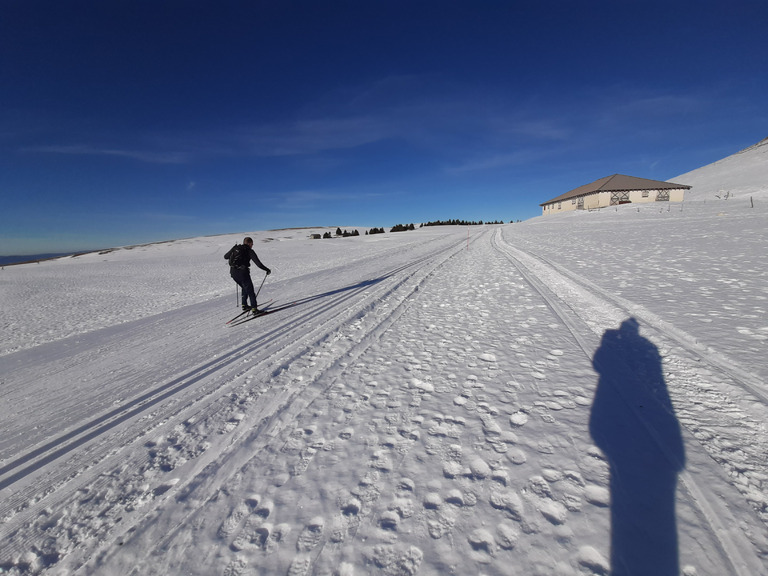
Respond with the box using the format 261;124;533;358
540;174;691;215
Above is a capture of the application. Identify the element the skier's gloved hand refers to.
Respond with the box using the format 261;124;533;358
266;268;272;275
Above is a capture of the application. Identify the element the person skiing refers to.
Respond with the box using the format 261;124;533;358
224;237;271;312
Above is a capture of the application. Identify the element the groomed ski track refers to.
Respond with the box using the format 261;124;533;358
1;227;766;575
0;231;467;568
490;229;768;576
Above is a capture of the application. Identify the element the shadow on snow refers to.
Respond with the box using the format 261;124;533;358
590;317;686;576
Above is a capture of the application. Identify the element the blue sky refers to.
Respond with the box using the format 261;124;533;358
2;0;767;255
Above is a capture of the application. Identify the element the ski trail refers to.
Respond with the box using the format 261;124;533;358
494;228;768;524
0;232;469;574
497;234;768;405
90;227;763;575
492;228;768;575
4;226;767;575
85;232;477;575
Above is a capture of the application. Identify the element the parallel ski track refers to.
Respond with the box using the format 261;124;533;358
498;232;768;408
0;232;472;570
101;231;487;570
0;238;457;489
491;228;766;576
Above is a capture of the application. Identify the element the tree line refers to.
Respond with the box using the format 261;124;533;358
322;220;519;239
422;219;512;227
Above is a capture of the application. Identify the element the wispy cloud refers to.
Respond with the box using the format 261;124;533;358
267;188;389;209
446;148;556;173
24;144;191;164
494;119;572;142
23;114;400;164
593;88;710;133
21;78;582;168
239;116;398;157
612;94;706;117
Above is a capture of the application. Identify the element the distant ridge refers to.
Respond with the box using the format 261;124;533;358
735;136;768;154
0;253;78;266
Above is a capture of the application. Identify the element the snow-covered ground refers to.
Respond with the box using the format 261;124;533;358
1;143;767;575
673;137;768;202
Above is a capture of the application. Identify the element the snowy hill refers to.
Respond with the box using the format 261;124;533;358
2;203;768;571
671;137;768;202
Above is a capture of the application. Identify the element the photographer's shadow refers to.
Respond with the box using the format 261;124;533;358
590;318;686;575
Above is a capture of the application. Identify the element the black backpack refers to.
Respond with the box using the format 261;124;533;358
228;244;249;268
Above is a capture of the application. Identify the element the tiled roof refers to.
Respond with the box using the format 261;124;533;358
540;174;692;206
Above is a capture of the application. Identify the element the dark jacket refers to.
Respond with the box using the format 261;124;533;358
224;244;270;274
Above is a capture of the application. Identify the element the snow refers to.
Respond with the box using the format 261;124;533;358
672;136;768;202
1;144;768;575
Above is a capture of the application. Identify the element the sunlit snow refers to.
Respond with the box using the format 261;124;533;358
1;141;767;575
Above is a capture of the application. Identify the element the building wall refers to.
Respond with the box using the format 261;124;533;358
586;192;608;210
541;191;608;215
669;189;686;202
627;188;686;203
541;188;687;215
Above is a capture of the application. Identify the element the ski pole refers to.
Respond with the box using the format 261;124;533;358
254;272;268;300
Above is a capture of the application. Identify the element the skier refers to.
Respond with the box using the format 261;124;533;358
225;237;271;312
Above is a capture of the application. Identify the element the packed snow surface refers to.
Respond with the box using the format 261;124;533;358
2;196;768;575
672;136;768;201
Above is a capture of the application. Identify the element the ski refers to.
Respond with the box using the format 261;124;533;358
228;307;276;327
225;309;251;325
227;300;300;327
225;300;273;325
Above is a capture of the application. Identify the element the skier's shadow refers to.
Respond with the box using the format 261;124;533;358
589;318;686;575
